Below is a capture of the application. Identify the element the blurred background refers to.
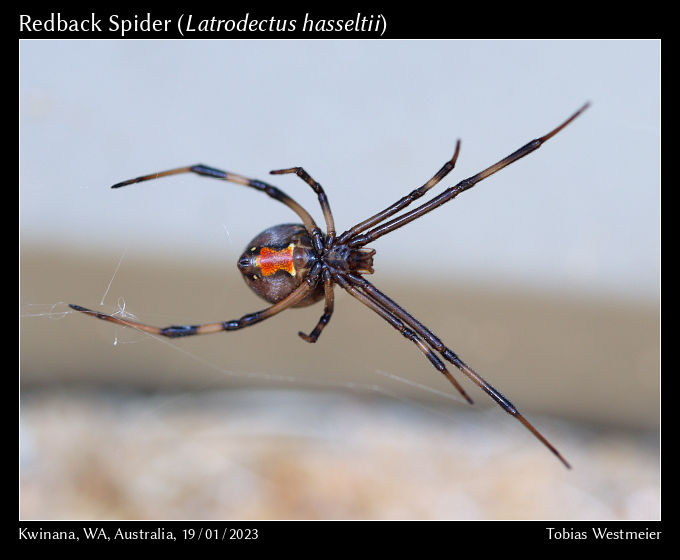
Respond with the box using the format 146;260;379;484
20;39;659;520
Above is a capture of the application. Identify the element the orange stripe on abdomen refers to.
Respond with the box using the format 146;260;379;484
256;244;296;277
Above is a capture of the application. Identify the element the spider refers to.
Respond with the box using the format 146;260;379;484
70;103;589;468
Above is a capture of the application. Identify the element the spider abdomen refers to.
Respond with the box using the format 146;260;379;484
237;223;324;307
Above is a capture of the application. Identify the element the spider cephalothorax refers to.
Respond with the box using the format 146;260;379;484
70;104;589;467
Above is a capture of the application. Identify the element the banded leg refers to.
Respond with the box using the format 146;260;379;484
270;166;336;243
110;164;321;238
299;269;335;343
69;280;315;339
349;103;590;248
334;275;474;405
346;273;571;469
336;140;461;244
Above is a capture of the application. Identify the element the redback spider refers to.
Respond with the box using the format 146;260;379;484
71;103;590;468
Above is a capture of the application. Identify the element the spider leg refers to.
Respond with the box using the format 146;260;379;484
298;270;335;343
348;103;590;248
336;140;461;244
334;274;474;405
345;273;571;469
270;166;336;243
110;164;321;238
69;279;315;339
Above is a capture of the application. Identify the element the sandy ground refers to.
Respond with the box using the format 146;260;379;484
20;389;659;520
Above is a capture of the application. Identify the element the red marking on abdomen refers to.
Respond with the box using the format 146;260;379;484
257;244;296;277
